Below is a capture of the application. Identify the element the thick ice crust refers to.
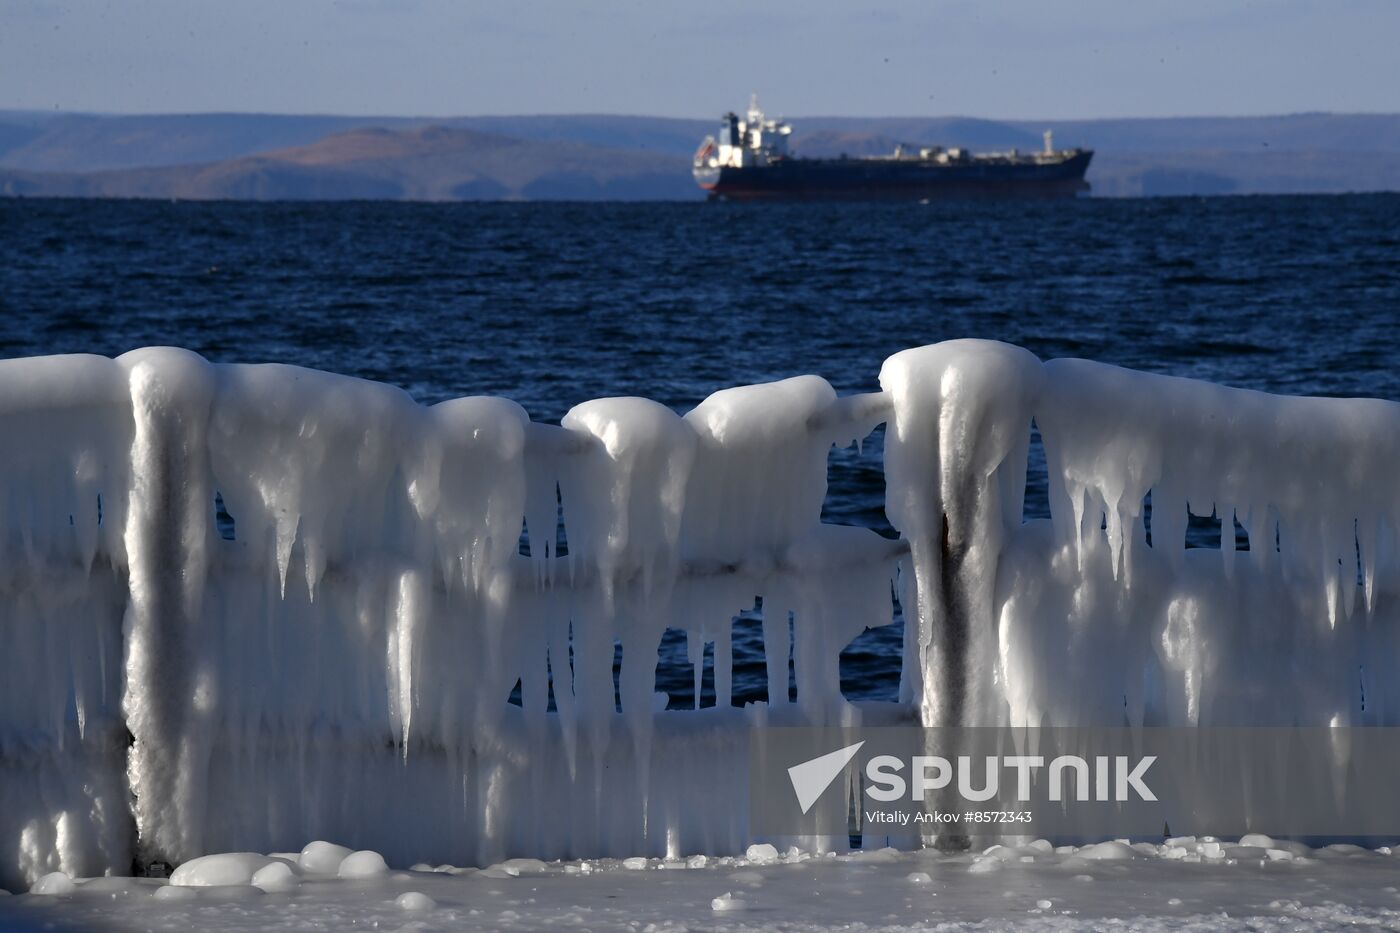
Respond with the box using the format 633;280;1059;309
2;340;1396;888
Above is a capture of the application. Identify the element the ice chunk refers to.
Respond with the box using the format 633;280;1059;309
412;396;528;597
30;871;76;895
397;891;437;911
251;861;300;892
299;841;354;876
681;375;836;564
711;891;749;911
560;397;695;604
170;852;275;886
338;850;389;879
1077;841;1137;861
744;843;780;865
500;858;548;877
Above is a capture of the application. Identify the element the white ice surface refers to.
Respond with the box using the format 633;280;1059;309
6;839;1400;932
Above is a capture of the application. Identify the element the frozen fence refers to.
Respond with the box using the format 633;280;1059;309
3;339;1399;889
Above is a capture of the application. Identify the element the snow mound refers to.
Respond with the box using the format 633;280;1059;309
170;853;276;887
29;872;75;895
299;841;353;875
396;891;435;911
338;850;389;879
500;858;549;877
251;861;299;892
1077;842;1137;861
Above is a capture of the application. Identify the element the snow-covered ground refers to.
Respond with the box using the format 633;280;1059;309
4;837;1400;932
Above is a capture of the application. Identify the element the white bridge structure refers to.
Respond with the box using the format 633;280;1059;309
2;340;1396;889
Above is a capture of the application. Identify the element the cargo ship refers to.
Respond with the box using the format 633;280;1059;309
693;97;1092;201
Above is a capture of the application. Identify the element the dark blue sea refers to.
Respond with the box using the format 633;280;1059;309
3;195;1399;708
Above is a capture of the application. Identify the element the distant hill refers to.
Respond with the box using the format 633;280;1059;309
0;112;711;173
3;110;1400;199
0;113;408;172
1086;149;1400;196
0;125;696;200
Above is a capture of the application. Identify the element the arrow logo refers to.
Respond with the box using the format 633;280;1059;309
787;741;865;814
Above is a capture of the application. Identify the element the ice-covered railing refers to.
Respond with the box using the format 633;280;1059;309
0;348;903;889
884;342;1400;733
4;339;1399;890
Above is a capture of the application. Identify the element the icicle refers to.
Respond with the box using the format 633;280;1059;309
1220;504;1236;581
548;607;579;780
713;619;733;709
1359;511;1379;613
761;592;791;705
275;513;299;598
387;568;429;759
524;454;557;587
688;629;705;710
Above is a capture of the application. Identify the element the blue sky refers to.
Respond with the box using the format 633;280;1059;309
3;0;1396;118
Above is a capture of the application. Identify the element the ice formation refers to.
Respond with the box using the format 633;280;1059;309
13;835;1400;932
1;339;1397;890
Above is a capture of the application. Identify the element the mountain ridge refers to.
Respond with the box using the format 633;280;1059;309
0;124;697;200
4;111;1400;199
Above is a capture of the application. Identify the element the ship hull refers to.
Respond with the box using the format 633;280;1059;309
696;151;1093;201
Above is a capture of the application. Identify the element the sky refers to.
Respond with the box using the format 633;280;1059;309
2;0;1397;119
